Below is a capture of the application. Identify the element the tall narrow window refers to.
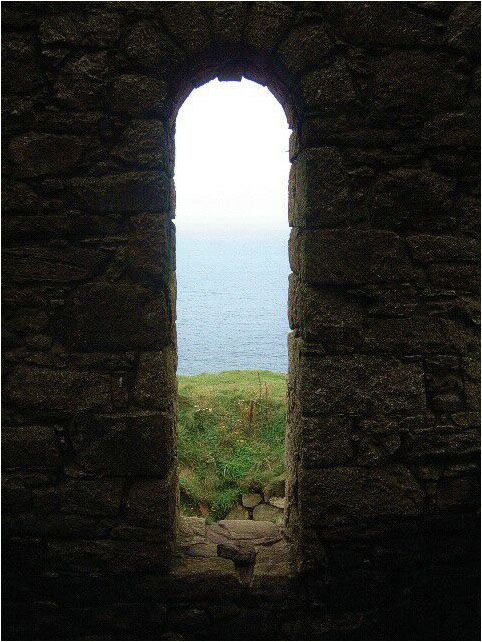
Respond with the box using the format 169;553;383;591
175;79;291;522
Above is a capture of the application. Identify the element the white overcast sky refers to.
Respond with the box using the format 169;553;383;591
174;78;291;236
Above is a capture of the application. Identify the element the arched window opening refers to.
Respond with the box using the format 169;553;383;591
174;79;291;522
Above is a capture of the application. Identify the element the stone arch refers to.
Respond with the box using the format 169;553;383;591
2;2;480;639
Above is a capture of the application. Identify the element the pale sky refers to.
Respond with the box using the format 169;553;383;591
174;78;291;236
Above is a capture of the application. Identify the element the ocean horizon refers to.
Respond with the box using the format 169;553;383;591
176;231;290;375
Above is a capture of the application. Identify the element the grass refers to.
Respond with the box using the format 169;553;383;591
177;369;287;521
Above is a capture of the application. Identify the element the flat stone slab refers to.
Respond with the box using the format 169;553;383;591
253;503;284;525
242;493;262;508
208;520;283;546
178;516;206;548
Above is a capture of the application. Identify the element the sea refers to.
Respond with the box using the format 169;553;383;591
176;233;290;375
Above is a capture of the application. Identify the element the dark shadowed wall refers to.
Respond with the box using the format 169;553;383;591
2;2;480;639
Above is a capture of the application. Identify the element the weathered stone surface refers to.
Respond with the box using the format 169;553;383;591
7;366;111;413
446;2;481;57
324;2;441;46
269;496;285;509
112;120;170;168
373;51;468;111
302;58;357;111
165;557;240;599
106;74;167;116
70;171;171;213
134;347;176;410
2;246;105;283
403;428;479;461
56;282;169;351
407;234;479;263
217;541;256;566
251;540;294;596
291;228;411;285
2;426;60;469
245;2;293;53
186;542;218;558
158;2;211;56
211;520;283;546
211;2;246;47
422;112;481;147
178;516;206;548
289;148;349;227
253;503;284;525
300;416;354;468
225;505;250;520
55;52;113;109
2;34;42;94
278;24;332;75
372;169;455;231
126;21;185;72
241;493;262;508
126;214;174;283
300;465;425;527
428;262;480;294
297;353;426;416
9;133;84;176
363;317;478;355
40;13;121;46
67;411;174;476
436;474;480;511
125;477;176;528
57;478;123;516
289;275;364;347
48;539;171;574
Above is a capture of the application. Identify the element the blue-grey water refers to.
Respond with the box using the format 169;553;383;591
176;233;290;374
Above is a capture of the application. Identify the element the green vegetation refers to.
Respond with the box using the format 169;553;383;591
177;370;287;521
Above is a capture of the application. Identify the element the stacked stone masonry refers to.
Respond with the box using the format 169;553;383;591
2;1;480;639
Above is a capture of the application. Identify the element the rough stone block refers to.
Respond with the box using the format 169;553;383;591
245;2;293;53
372;169;455;231
300;416;354;468
403;428;479;462
289;148;349;227
126;21;185;73
56;281;170;351
323;2;441;46
373;51;468;111
58;478;124;517
407;234;479;263
70;171;171;213
125;476;176;528
158;2;211;56
47;539;171;574
289;275;364;347
252;503;284;525
427;263;480;294
9;133;84;177
297;354;426;416
112;120;170;168
278;24;332;75
291;228;411;285
7;366;111;413
126;214;175;283
299;465;424;528
106;74;167;116
363;317;478;355
2;246;105;283
67;410;174;476
446;2;481;58
134;347;176;410
164;557;240;600
40;13;121;47
2;426;60;469
55;52;114;109
301;58;357;112
422;112;481;148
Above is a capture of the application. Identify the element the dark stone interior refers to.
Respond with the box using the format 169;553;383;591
2;2;480;639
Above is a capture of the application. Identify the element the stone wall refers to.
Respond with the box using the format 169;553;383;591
2;2;480;639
